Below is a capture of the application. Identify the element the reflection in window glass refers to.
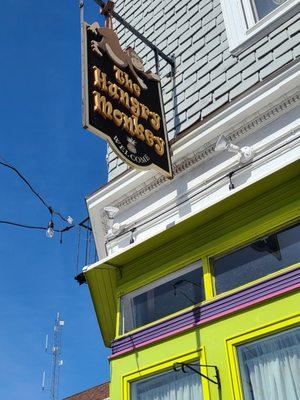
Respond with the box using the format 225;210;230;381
121;264;204;333
251;0;287;21
237;327;300;399
131;367;203;400
213;223;300;294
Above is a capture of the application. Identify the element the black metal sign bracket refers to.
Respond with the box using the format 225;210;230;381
173;362;221;389
93;0;176;76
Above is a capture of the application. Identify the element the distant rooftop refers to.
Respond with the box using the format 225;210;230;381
64;382;109;400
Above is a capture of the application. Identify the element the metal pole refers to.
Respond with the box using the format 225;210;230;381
154;49;160;76
92;0;175;72
80;0;86;127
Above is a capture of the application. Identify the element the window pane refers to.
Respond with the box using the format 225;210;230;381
213;223;300;294
252;0;288;20
122;265;204;333
237;327;300;399
131;367;203;400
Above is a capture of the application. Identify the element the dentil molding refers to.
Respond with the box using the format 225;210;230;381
112;90;300;211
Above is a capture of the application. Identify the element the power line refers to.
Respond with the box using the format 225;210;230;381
0;220;49;231
0;160;50;210
0;159;72;224
0;220;74;233
0;157;74;240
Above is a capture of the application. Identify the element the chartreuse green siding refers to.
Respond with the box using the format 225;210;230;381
110;294;299;400
84;162;300;347
116;164;300;295
85;163;300;399
85;264;117;347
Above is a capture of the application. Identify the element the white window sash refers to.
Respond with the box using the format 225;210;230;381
220;0;300;55
120;262;202;334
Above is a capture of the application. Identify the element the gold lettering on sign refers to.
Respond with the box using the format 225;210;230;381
140;104;150;120
114;66;141;97
149;112;161;131
132;116;145;141
93;66;108;92
112;109;123;127
145;129;155;147
118;87;130;110
92;66;165;156
130;97;140;118
93;92;113;120
133;83;141;98
113;65;125;86
122;113;134;136
154;137;165;156
93;66;161;130
108;83;119;100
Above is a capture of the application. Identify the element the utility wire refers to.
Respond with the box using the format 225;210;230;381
0;220;74;233
0;159;72;223
0;160;50;210
0;221;49;231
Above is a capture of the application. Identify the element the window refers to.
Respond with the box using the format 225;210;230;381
120;263;204;334
220;0;299;54
237;327;300;399
213;223;300;295
131;366;203;400
249;0;288;21
226;316;300;400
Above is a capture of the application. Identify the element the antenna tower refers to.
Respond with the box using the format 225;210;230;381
42;312;65;400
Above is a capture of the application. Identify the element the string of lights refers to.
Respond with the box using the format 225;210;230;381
0;220;74;233
0;158;74;240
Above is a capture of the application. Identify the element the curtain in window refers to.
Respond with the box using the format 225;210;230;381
131;369;202;400
238;328;300;400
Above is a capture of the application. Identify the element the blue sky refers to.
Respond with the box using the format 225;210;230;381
0;1;111;398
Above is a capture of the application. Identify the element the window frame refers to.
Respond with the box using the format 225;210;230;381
117;219;300;338
220;0;299;55
119;261;204;335
226;314;300;400
123;348;210;400
210;221;300;297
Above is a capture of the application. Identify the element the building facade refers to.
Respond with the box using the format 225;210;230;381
83;0;300;399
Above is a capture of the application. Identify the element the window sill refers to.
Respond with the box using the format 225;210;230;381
116;300;202;340
210;262;300;302
115;263;299;341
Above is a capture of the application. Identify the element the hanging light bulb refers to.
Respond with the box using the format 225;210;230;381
46;221;55;238
66;216;73;225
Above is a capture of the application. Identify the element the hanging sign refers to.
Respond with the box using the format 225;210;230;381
82;22;172;178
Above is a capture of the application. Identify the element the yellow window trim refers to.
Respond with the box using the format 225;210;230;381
117;257;203;296
122;348;211;400
114;263;299;340
115;299;199;339
210;261;300;302
117;217;299;298
226;314;300;400
115;295;121;339
203;215;300;262
116;260;203;338
202;256;215;300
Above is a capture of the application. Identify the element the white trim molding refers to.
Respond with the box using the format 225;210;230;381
220;0;300;55
86;65;300;259
113;90;300;211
